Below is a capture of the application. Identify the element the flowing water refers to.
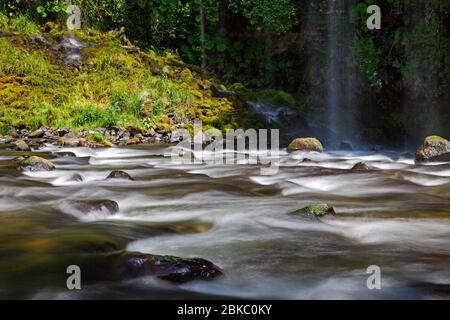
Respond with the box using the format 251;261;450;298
0;143;449;299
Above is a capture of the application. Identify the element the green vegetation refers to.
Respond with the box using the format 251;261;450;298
0;14;244;133
0;1;449;142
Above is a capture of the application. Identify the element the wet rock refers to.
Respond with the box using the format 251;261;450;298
416;136;450;162
28;128;45;139
69;173;84;182
58;137;85;147
84;251;223;284
351;162;370;172
66;200;119;215
57;127;70;137
291;204;335;218
106;170;134;181
13;140;31;151
19;156;55;172
10;127;19;138
287;137;323;153
54;151;77;158
211;85;234;98
0;135;14;144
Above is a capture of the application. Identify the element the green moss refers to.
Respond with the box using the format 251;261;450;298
240;88;297;107
425;136;450;144
0;15;241;134
291;204;334;217
88;132;106;143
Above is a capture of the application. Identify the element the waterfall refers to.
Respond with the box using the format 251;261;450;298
326;0;357;148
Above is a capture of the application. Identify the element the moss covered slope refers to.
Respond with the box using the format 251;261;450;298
0;15;242;135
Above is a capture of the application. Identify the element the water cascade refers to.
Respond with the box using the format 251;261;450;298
326;0;358;148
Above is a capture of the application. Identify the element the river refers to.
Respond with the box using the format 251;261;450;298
0;143;449;299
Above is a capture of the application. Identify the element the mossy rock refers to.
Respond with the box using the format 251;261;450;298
291;204;336;218
14;140;31;151
81;250;223;284
19;156;55;172
416;135;450;162
287;137;323;153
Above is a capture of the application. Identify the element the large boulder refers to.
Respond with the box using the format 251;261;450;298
83;251;223;284
19;156;55;171
416;136;450;162
287;137;324;153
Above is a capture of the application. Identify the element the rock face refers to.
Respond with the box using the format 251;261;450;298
416;136;450;162
291;204;336;218
19;156;55;171
84;251;223;284
287;137;324;153
106;170;134;181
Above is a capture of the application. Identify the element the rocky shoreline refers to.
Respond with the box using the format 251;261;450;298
0;124;181;150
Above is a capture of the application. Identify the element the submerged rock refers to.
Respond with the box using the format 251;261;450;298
287;137;324;153
416;136;450;162
351;162;370;172
84;251;223;284
54;151;77;158
106;170;134;181
19;156;55;171
291;204;336;218
65;199;119;215
68;173;84;182
13;140;31;151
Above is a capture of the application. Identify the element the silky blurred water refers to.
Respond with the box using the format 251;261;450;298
0;143;449;299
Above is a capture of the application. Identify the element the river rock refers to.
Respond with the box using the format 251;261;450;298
58;137;85;147
0;135;14;144
68;173;84;182
351;162;370;171
54;151;77;158
84;251;223;284
57;127;70;137
28;128;45;139
106;170;134;181
416;136;450;162
287;137;324;153
66;199;119;215
19;156;55;171
13;140;31;151
291;204;335;218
